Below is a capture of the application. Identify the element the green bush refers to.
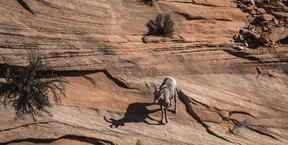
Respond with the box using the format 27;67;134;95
0;50;65;120
146;13;175;37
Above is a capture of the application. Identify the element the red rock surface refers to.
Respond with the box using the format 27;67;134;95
0;0;288;145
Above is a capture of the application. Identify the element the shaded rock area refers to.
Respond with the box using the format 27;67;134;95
234;0;288;48
0;0;288;145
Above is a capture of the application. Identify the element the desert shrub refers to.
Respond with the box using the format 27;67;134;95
142;0;158;6
146;13;175;37
136;139;144;145
0;50;65;120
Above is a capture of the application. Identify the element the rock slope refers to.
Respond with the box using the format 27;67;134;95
0;0;288;145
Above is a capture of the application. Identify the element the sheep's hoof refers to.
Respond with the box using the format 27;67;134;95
160;121;165;125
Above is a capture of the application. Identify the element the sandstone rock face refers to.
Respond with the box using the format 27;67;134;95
0;0;288;145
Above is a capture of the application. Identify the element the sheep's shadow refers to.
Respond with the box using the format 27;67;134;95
104;102;161;128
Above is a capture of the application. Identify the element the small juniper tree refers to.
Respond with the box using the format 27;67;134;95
0;50;65;121
146;13;175;37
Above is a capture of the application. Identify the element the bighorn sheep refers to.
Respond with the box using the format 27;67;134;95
153;76;177;124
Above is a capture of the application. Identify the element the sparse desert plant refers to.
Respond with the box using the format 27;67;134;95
142;0;158;6
136;139;144;145
146;13;175;37
0;50;65;120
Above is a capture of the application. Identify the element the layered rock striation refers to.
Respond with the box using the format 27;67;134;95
0;0;288;145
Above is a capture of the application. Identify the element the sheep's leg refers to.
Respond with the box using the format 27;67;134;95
173;95;177;114
164;106;168;123
168;97;177;113
160;105;164;124
174;89;178;113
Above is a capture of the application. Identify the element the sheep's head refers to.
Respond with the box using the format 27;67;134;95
152;83;160;104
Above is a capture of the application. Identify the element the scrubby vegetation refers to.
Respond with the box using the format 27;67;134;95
142;0;158;6
0;50;65;120
146;13;175;37
136;139;144;145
